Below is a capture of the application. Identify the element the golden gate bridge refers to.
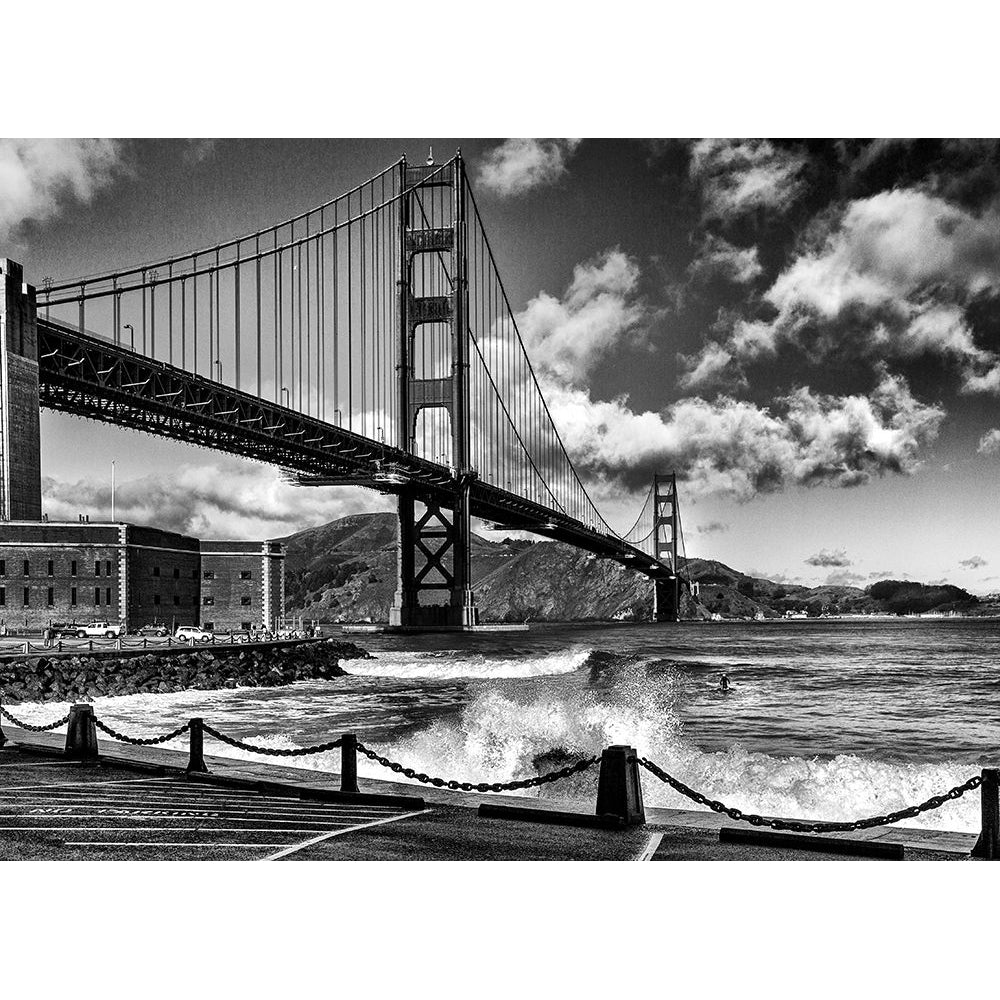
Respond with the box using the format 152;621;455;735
2;152;688;628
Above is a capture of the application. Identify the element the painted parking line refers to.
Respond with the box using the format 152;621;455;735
4;813;394;825
636;833;663;861
263;808;433;861
0;776;175;793
67;842;293;849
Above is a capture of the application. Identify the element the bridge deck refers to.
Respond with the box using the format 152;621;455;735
0;730;972;861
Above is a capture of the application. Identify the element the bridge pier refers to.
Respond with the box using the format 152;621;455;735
652;473;680;623
0;259;42;521
389;154;480;630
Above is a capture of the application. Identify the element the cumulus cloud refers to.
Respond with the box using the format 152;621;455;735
683;187;1000;392
806;548;852;568
977;428;1000;455
959;556;988;569
824;570;864;586
41;461;391;540
687;234;763;285
516;248;654;384
688;138;807;221
0;138;125;240
678;341;739;391
477;139;582;197
696;521;729;535
542;367;944;499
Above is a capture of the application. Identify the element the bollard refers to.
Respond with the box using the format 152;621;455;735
340;732;359;793
187;717;208;773
58;640;63;652
595;745;645;826
972;768;999;860
64;704;99;760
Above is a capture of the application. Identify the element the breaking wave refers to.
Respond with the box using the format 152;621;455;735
345;646;596;680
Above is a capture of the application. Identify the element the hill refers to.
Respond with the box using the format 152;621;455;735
279;513;985;622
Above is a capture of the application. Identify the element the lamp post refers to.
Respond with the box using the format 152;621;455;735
111;460;116;521
281;387;290;406
123;323;134;350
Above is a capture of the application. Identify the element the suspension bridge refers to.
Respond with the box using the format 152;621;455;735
1;152;688;628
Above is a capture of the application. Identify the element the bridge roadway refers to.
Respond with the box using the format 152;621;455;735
0;730;971;861
37;318;670;580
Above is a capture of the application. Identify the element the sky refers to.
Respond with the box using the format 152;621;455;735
2;137;999;593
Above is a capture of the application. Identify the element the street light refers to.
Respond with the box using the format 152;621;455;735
123;324;134;350
215;359;223;381
281;387;290;406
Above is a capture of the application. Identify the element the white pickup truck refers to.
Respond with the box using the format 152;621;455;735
74;620;124;638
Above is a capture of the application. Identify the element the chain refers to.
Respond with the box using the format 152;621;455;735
0;704;72;732
201;723;344;757
356;742;599;792
638;757;983;834
92;717;190;746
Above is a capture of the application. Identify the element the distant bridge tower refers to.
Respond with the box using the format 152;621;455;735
0;260;42;521
652;472;680;622
390;154;479;628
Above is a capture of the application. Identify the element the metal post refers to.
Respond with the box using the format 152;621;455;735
0;710;6;748
340;732;359;793
972;768;1000;859
595;744;645;826
187;717;208;774
64;704;98;760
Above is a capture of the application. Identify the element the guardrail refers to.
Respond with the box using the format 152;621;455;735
0;633;319;655
0;700;996;859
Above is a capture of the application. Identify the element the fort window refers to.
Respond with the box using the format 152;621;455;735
23;560;29;576
173;567;179;579
173;595;180;606
23;587;29;607
240;571;252;580
71;587;77;606
203;596;215;606
203;571;215;580
106;560;113;576
153;566;160;577
241;621;252;630
154;594;161;605
203;621;214;630
94;588;101;606
0;587;6;606
47;587;54;607
47;560;54;577
106;588;111;605
240;596;251;606
95;560;101;577
0;560;5;576
71;560;77;576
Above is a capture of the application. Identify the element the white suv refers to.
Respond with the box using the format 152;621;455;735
175;625;213;643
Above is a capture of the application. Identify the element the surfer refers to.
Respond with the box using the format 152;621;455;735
719;672;730;692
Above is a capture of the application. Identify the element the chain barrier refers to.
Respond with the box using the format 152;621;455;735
638;757;982;834
201;723;344;757
356;741;599;793
92;717;190;746
0;704;72;732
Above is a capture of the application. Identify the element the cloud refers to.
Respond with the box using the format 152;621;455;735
685;187;1000;393
41;461;392;540
806;548;852;568
688;139;807;221
516;248;654;384
687;235;763;285
959;556;988;569
824;570;864;586
543;367;944;499
477;139;582;197
696;521;729;535
978;428;1000;455
678;341;739;391
0;139;125;240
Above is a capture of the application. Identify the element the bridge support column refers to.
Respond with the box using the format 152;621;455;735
652;473;680;623
389;154;480;629
0;259;42;521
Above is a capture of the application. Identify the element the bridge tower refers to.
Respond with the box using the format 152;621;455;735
390;154;479;628
652;473;681;622
0;260;42;521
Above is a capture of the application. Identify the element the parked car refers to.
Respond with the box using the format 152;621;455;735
175;625;213;643
133;624;169;637
75;620;123;639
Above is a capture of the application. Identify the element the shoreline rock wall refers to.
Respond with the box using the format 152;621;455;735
0;639;369;705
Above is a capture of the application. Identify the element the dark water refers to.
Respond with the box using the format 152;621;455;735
14;619;1000;831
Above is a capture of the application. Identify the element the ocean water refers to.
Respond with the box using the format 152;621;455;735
9;619;999;832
